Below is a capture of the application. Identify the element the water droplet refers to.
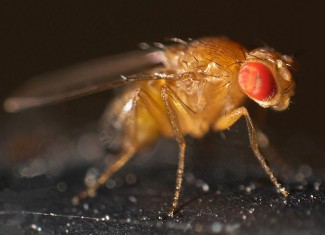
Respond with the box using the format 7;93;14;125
129;195;137;203
211;222;223;233
105;179;116;189
245;186;252;193
83;203;89;211
57;181;67;192
30;224;42;232
125;173;137;184
202;183;210;192
314;181;321;191
85;168;99;187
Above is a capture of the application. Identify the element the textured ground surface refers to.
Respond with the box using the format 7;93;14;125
1;133;324;235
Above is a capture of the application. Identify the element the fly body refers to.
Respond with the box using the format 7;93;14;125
4;37;296;217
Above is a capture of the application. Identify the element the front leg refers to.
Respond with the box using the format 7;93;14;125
213;107;289;197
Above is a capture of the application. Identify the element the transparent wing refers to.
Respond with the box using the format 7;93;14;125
4;50;167;113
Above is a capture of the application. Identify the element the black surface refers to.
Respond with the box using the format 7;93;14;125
1;1;325;234
1;137;325;235
1;134;325;235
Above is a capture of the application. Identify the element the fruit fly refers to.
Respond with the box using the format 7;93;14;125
4;37;295;217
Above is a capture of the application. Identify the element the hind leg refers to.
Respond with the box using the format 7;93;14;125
72;148;136;205
72;88;167;205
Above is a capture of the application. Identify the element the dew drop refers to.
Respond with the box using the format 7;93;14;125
211;222;223;233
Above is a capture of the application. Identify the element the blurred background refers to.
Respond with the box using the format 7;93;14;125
0;1;324;234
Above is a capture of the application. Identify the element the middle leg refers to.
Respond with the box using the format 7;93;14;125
161;85;189;217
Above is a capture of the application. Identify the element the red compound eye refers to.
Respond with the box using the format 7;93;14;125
238;62;277;101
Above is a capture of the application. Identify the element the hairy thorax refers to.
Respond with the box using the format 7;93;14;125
161;38;249;137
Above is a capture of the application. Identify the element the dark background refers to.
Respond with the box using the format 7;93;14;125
0;1;325;234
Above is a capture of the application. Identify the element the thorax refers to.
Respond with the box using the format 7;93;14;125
163;38;248;134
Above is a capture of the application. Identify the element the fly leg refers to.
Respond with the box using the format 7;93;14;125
72;88;166;205
72;148;136;205
161;85;188;217
213;107;289;197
